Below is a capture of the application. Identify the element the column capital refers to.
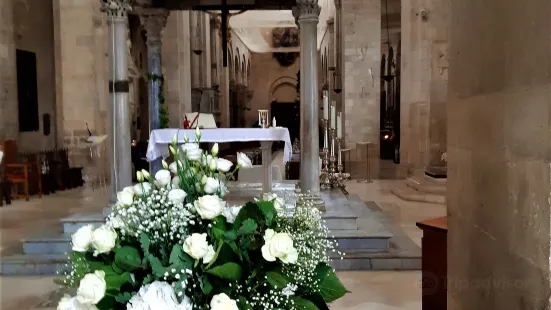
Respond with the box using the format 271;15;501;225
99;0;132;18
138;8;169;44
292;0;321;22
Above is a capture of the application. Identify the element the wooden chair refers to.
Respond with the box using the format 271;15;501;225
1;140;42;201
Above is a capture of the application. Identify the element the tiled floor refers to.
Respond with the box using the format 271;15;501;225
0;180;446;310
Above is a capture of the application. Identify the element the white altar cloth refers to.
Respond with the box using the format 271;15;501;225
146;128;293;163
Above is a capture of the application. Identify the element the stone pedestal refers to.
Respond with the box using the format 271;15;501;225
447;0;551;308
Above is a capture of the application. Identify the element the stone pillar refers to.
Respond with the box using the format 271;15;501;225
293;0;324;209
140;9;168;174
162;11;193;127
0;0;18;141
326;18;335;107
341;0;381;174
190;11;202;88
100;0;132;203
447;0;551;308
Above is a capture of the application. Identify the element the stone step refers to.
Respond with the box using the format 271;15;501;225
328;229;392;251
22;233;71;255
329;249;421;271
61;213;106;234
391;184;446;205
0;253;68;276
406;176;446;195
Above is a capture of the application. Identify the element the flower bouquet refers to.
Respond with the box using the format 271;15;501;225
58;128;348;310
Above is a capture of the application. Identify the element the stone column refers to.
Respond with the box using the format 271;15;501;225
0;0;18;141
140;9;168;174
293;0;324;209
326;18;335;107
100;0;132;203
447;0;551;308
341;0;381;174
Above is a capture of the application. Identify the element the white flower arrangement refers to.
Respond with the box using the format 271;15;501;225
58;129;348;310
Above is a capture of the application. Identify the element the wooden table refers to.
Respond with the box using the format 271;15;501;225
416;216;447;310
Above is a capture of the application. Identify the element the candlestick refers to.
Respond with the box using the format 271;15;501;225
323;90;329;120
337;113;342;138
331;105;336;129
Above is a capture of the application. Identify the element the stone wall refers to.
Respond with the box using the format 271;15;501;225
0;0;19;141
13;0;56;152
341;0;381;172
447;0;551;308
247;52;300;127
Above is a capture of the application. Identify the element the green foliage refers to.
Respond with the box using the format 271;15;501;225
206;262;242;281
314;263;349;303
266;271;289;289
292;297;319;310
145;73;169;129
114;246;142;272
115;292;134;303
237;219;258;236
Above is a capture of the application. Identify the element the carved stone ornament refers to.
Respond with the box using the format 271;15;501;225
292;0;321;21
139;9;169;44
99;0;132;17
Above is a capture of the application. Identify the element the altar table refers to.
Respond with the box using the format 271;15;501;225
146;128;292;193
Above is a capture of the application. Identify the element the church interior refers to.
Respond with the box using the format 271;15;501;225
0;0;550;309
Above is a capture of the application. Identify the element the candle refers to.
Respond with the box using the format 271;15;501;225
323;91;329;120
337;113;342;138
331;105;336;129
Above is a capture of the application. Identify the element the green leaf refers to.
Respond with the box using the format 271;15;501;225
239;296;253;310
206;262;242;281
114;246;142;272
112;262;124;274
228;241;243;262
304;293;329;310
238;219;258;236
212;227;226;240
266;271;289;289
257;201;276;226
233;202;261;229
115;292;134;303
139;233;151;255
318;269;349;302
96;296;116;309
105;271;132;291
223;230;238;241
292;297;319;310
313;263;332;282
148;254;169;278
169;245;183;265
143;274;153;284
200;276;213;295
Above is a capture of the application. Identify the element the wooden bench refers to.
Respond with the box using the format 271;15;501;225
416;216;448;310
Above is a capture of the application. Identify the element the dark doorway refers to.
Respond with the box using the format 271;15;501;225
16;49;40;132
270;101;300;144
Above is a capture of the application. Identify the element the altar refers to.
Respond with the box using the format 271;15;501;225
146;128;292;193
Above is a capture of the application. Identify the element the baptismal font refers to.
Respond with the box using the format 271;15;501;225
320;90;349;193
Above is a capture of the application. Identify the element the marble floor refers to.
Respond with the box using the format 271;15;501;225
0;180;446;310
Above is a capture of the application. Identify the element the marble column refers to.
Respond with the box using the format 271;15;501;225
447;0;551;308
326;18;335;107
333;0;343;112
100;0;132;203
140;9;168;174
293;0;324;209
0;0;18;141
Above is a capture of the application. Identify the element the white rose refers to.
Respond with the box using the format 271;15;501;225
210;293;239;310
128;281;193;310
133;183;152;196
91;225;117;256
261;193;286;213
72;224;94;252
203;245;216;264
261;230;298;264
182;233;210;260
168;189;187;205
154;169;171;187
216;158;233;172
181;143;199;152
222;205;242;224
76;270;106;305
57;294;98;310
122;186;134;194
203;177;220;194
194;195;225;220
186;148;202;161
117;190;134;206
236;152;253;168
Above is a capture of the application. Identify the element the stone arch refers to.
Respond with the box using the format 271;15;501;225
269;76;298;102
228;47;234;82
234;54;240;84
241;55;247;86
247;59;251;86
